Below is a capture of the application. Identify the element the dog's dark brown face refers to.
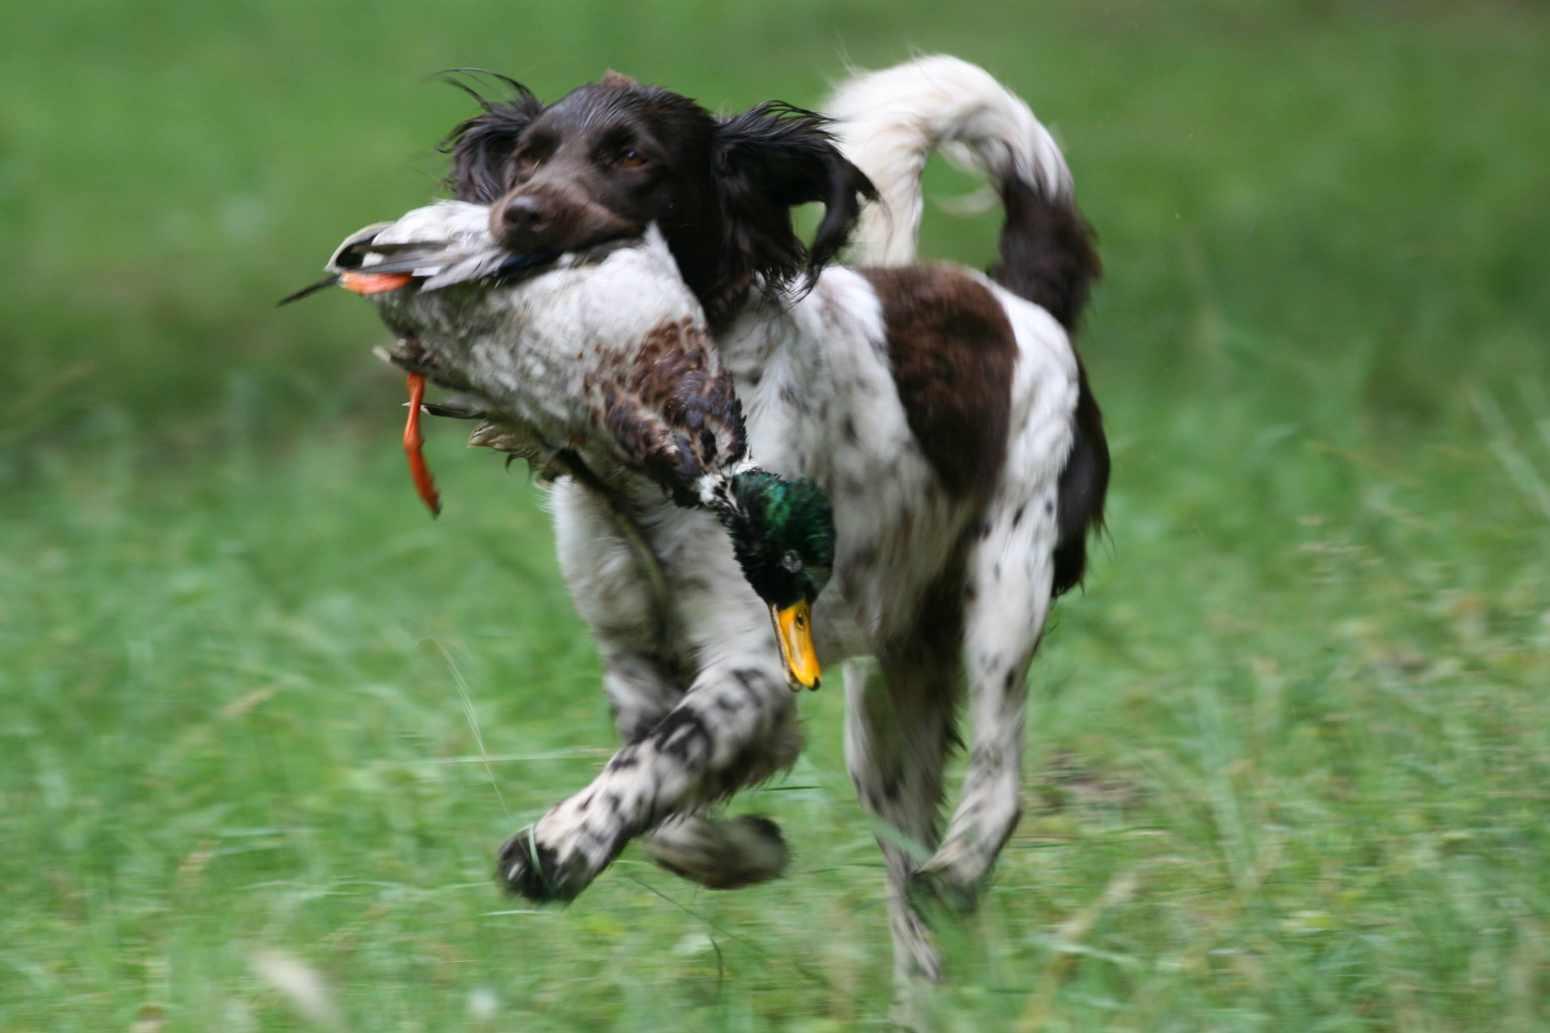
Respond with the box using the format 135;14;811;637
443;72;877;329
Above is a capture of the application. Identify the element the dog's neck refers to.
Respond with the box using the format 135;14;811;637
712;291;794;380
699;276;756;336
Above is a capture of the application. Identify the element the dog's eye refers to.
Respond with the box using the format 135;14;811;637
616;147;648;169
512;152;542;176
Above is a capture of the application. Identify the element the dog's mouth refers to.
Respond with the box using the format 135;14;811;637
506;225;648;274
558;228;645;263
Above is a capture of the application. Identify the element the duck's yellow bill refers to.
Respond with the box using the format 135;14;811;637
771;600;821;691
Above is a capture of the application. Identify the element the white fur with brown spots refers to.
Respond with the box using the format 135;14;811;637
519;260;1081;1006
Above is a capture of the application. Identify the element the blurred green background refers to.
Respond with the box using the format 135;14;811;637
4;1;1548;1030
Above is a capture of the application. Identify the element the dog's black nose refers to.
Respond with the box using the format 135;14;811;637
494;195;547;247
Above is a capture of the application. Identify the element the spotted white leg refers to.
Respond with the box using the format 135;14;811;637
844;657;958;998
639;813;790;889
912;503;1055;912
499;659;799;902
554;476;792;892
600;649;686;745
599;650;791;889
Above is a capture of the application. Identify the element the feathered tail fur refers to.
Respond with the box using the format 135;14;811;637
826;55;1107;595
825;55;1096;325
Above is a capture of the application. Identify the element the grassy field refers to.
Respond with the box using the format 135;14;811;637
5;1;1549;1029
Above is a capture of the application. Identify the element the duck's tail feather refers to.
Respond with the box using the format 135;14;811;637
276;274;340;307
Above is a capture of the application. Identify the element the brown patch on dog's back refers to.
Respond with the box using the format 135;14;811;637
860;266;1016;500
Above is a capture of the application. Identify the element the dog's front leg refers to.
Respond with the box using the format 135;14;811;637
498;658;798;902
603;650;793;890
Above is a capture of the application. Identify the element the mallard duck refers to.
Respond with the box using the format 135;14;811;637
284;204;835;688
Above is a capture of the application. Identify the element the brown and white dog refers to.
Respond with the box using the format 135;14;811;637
444;56;1108;1004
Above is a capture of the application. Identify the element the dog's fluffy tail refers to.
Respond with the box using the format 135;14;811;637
825;54;1098;332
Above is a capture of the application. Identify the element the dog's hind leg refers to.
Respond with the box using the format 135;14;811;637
911;497;1056;913
844;657;957;1000
498;656;799;902
639;813;789;888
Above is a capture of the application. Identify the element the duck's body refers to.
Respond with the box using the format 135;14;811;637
353;211;746;494
309;207;834;686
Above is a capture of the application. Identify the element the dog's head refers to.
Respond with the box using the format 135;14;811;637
442;71;877;328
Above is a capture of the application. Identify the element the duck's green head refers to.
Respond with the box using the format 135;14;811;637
724;471;836;690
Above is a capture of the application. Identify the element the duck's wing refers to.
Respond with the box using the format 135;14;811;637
420;248;557;291
326;221;396;270
283;203;550;304
333;233;558;291
278;221;417;305
592;317;749;506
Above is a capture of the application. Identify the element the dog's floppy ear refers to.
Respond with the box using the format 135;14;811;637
714;102;878;287
439;74;545;203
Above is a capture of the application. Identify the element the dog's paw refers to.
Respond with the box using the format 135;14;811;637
496;826;597;903
496;789;637;901
906;861;982;919
908;830;1003;918
642;814;789;889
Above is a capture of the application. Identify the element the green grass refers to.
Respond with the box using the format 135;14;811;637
4;1;1549;1029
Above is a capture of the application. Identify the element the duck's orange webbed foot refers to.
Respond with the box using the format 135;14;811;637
341;271;414;295
403;372;441;517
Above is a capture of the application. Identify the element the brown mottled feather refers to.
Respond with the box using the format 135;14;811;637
586;318;749;506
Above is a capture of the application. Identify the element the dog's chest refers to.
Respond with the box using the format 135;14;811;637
722;286;973;648
548;471;774;665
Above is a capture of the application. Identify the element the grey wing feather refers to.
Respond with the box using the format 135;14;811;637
327;232;507;289
330;243;505;284
420;249;512;290
325;222;394;271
